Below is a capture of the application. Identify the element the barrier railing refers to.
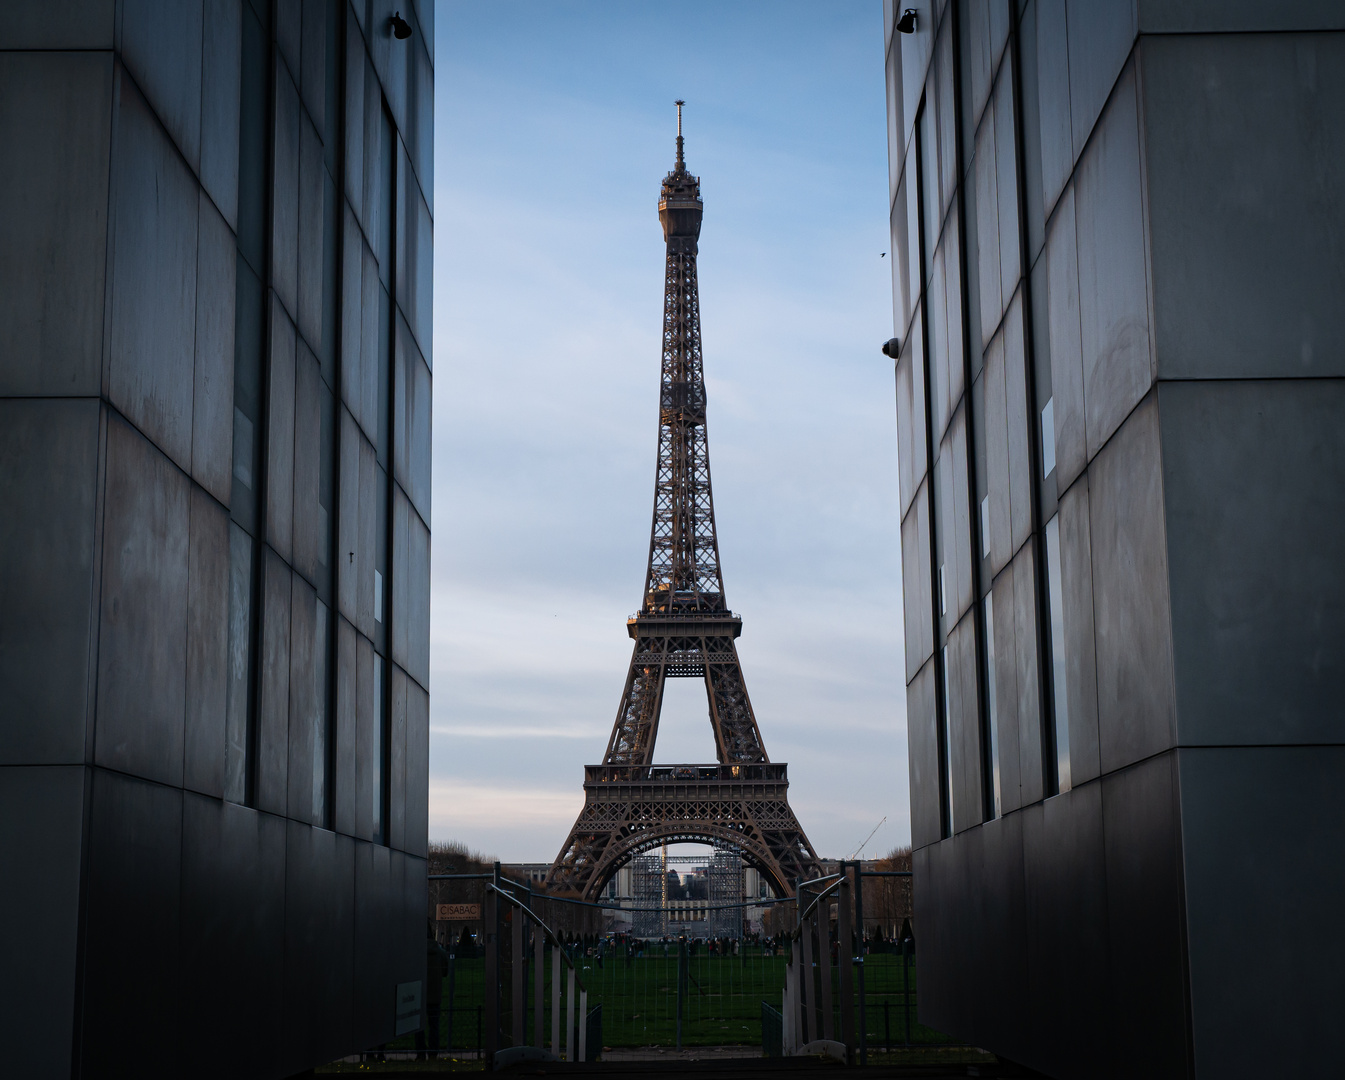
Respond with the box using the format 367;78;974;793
781;863;929;1064
423;860;948;1067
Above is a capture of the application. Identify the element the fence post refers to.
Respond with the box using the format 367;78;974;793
675;938;686;1050
551;946;562;1054
837;863;854;1065
818;898;834;1042
854;865;867;1066
565;960;575;1061
445;946;457;1052
484;884;499;1068
799;889;815;1045
511;897;524;1048
579;990;588;1061
533;926;544;1049
902;935;911;1046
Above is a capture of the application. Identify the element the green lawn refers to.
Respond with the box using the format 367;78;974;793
394;947;957;1052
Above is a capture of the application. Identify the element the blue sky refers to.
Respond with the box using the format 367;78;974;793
429;1;908;862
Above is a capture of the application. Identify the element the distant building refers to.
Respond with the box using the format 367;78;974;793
0;3;433;1077
885;3;1345;1077
705;849;744;938
502;862;553;888
630;854;665;938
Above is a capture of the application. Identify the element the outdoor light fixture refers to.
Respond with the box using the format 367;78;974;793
390;10;412;39
897;9;918;34
881;337;901;358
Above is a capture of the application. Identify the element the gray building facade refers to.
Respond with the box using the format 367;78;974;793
884;1;1345;1076
0;1;432;1076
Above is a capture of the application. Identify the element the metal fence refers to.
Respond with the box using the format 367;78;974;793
761;1001;783;1058
385;861;959;1067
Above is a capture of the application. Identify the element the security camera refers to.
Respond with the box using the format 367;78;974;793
881;338;901;358
897;9;917;34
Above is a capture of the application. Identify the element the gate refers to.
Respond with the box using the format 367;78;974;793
411;860;962;1068
778;861;948;1064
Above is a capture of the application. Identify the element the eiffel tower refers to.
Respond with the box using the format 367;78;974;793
546;105;820;901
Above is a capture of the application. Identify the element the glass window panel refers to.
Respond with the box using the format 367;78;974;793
974;105;1002;348
231;256;265;535
1031;255;1058;520
380;109;394;280
993;55;1021;311
956;0;978;172
1018;0;1046;264
361;53;380;237
1036;0;1073;219
905;149;922;316
232;408;253;489
236;4;269;278
374;464;389;653
320;166;339;387
1044;514;1071;793
312;598;329;825
944;213;965;388
372;654;385;844
935;16;958;219
930;242;949;440
950;409;974;621
971;370;990;574
963;0;993;131
933;445;952;642
1042;397;1056;478
962;167;984;376
377;284;391;468
984;592;1001;818
886;39;903;202
920;100;940;286
322;0;340;173
893;173;913;331
318;382;335;580
941;644;954;837
225;521;254;804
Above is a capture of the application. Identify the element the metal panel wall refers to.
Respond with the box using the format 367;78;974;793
0;2;432;1075
888;2;1345;1075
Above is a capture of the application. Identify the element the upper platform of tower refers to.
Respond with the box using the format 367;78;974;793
659;100;703;253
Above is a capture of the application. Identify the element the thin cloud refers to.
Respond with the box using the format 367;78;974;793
432;2;904;861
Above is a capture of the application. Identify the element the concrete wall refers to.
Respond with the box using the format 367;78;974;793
0;2;433;1076
884;1;1345;1076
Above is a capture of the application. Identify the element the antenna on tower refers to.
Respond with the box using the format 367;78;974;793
674;99;685;170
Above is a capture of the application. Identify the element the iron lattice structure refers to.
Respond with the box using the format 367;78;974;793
547;108;820;901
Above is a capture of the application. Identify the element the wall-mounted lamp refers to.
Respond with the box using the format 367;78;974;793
897;8;917;34
881;337;901;358
390;11;412;39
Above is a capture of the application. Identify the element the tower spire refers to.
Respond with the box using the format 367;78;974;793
674;99;685;170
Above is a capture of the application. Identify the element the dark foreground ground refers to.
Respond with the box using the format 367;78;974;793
310;1044;1045;1078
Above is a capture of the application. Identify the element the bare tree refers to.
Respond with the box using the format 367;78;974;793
864;846;912;941
427;841;600;945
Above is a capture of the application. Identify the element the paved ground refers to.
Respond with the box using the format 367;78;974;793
315;1044;1047;1078
599;1046;764;1061
493;1055;1041;1078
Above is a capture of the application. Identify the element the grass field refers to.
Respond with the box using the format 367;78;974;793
391;947;956;1053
